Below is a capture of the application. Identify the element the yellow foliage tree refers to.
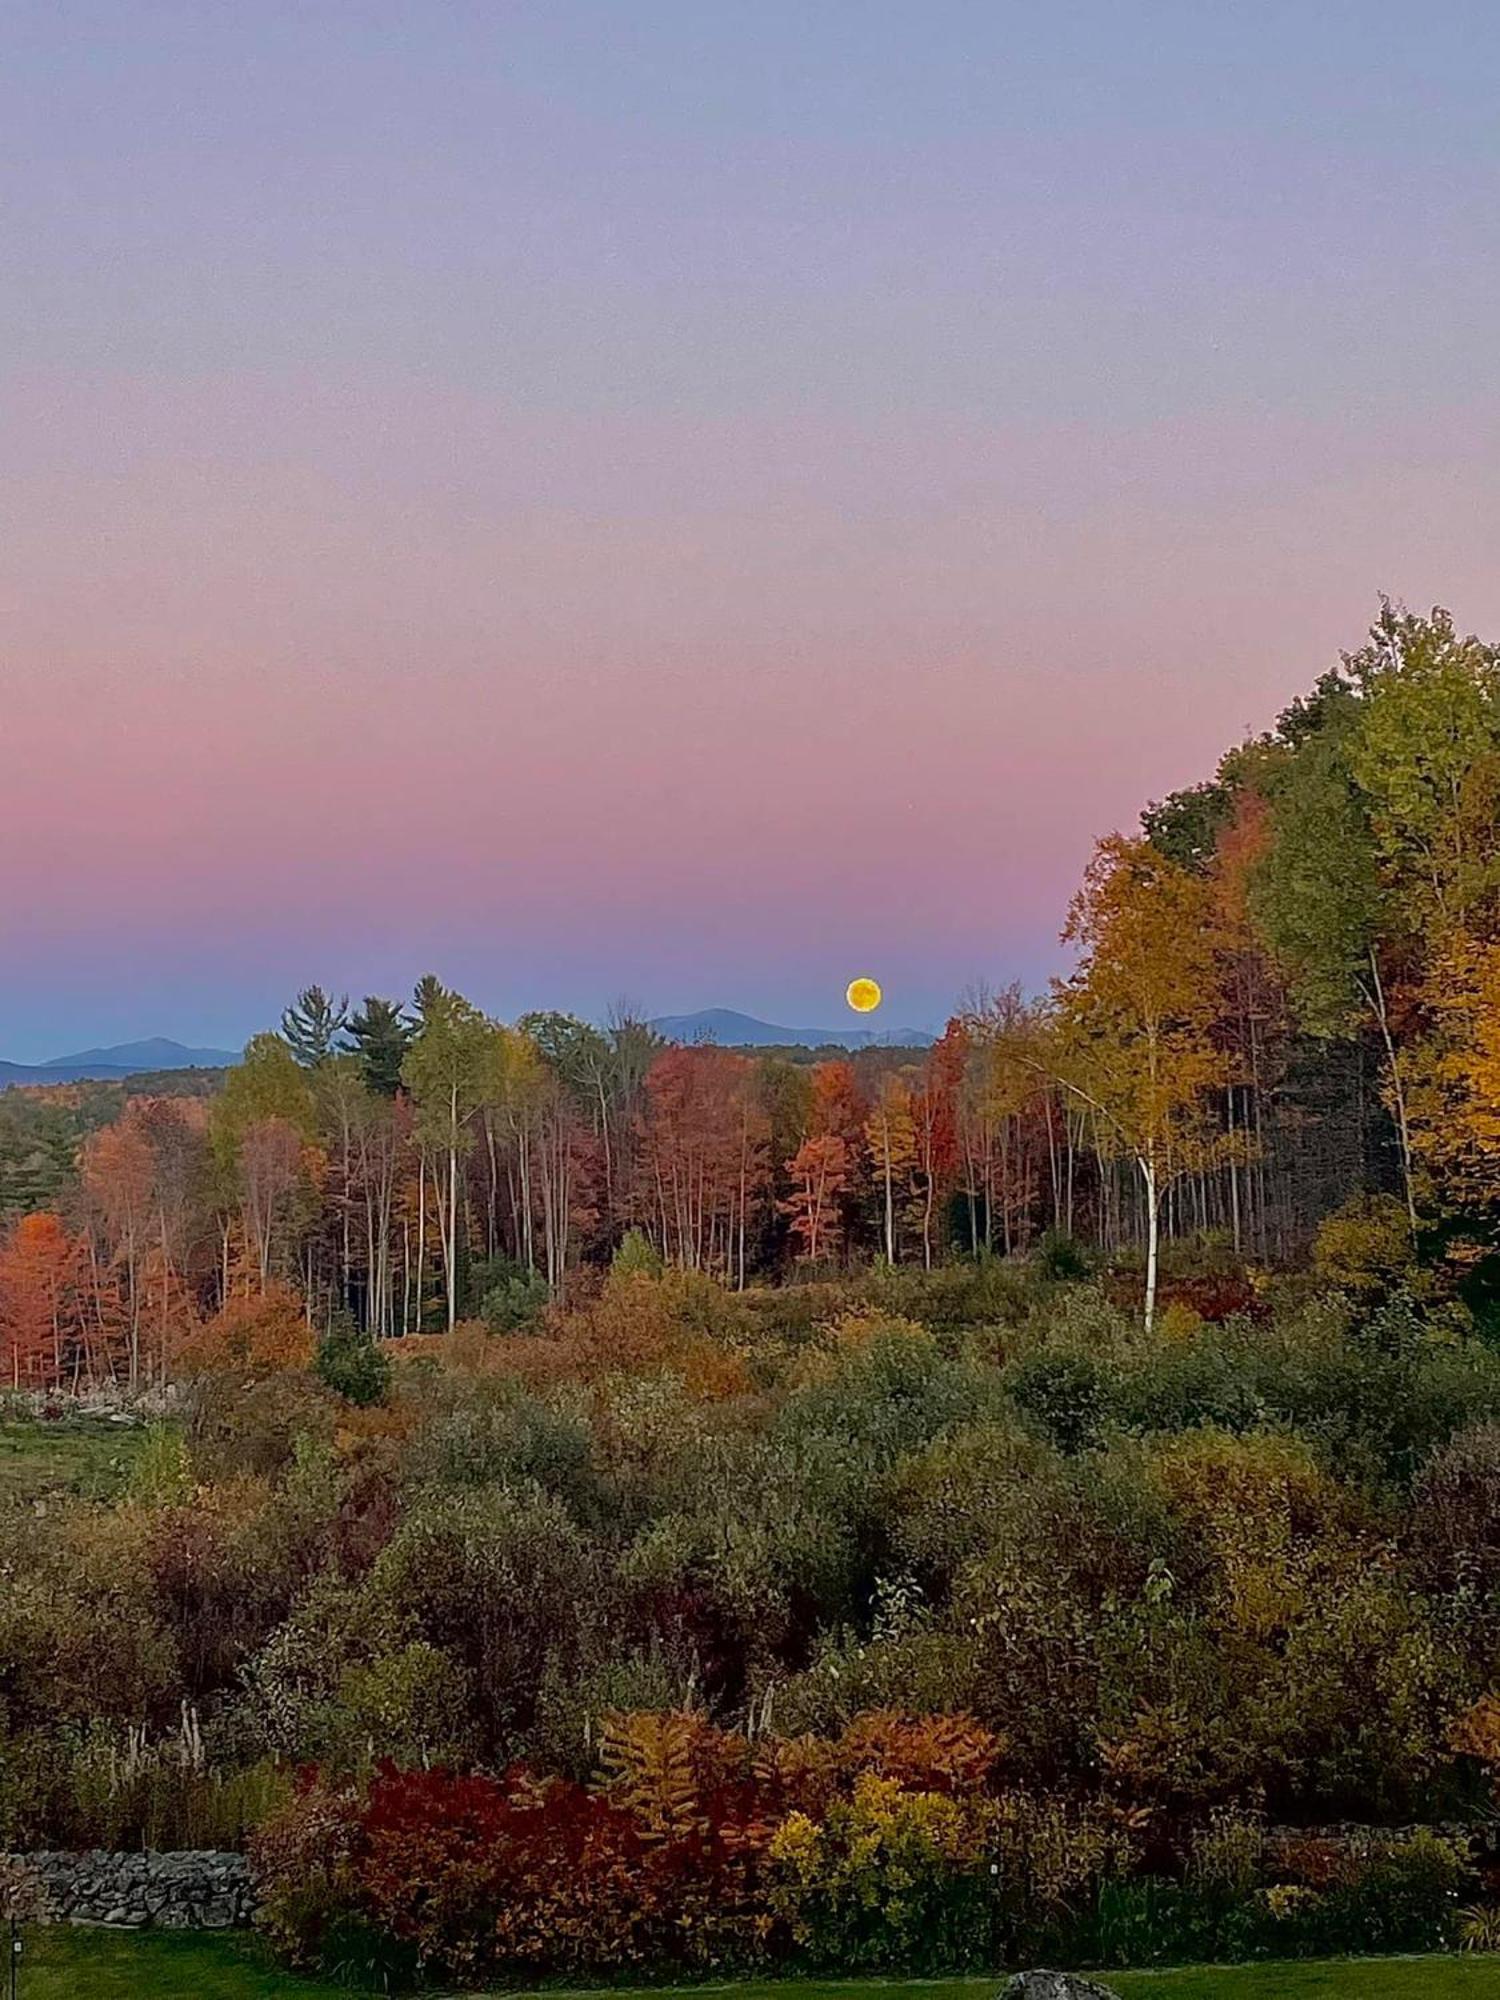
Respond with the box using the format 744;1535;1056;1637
863;1072;918;1264
1407;932;1500;1224
1051;836;1239;1330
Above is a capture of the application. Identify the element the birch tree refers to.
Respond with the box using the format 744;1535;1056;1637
1053;835;1235;1331
402;982;492;1332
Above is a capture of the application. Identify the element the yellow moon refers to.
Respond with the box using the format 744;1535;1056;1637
846;976;883;1014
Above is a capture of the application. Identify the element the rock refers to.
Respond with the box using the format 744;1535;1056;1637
1002;1975;1123;2000
2;1850;253;1931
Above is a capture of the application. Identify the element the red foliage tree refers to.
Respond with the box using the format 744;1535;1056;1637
639;1047;769;1282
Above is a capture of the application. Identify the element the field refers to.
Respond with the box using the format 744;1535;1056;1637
0;1413;148;1505
18;1933;1500;2000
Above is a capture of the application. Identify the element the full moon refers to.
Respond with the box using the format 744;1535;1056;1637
845;976;883;1014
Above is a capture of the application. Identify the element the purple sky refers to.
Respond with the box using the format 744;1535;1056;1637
5;2;1500;1059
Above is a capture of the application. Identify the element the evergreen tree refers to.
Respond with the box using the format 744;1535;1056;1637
280;985;349;1069
344;996;413;1097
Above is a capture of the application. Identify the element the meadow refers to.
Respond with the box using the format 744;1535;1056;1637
0;1412;148;1504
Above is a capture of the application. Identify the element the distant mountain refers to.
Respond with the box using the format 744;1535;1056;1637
43;1037;239;1073
0;1038;239;1089
650;1008;934;1050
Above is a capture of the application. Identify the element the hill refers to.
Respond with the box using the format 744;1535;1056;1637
650;1006;935;1049
0;1037;238;1088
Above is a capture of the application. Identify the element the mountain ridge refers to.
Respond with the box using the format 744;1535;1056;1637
0;1038;239;1089
43;1036;240;1072
0;1013;938;1090
649;1007;934;1050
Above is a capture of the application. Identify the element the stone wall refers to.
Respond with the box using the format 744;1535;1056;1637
8;1850;253;1928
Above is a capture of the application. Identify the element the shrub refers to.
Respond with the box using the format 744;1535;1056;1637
1005;1348;1105;1453
251;1776;366;1968
1410;1423;1500;1596
481;1267;551;1333
1034;1232;1092;1282
127;1423;193;1505
768;1772;998;1970
1315;1192;1420;1297
275;1761;772;1981
1263;1830;1472;1956
15;1719;292;1850
314;1311;391;1407
611;1229;664;1280
176;1286;314;1377
1461;1902;1500;1951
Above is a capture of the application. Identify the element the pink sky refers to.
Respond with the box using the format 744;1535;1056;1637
5;3;1500;1058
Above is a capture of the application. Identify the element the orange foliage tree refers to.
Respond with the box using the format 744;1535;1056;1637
0;1212;75;1387
781;1135;850;1265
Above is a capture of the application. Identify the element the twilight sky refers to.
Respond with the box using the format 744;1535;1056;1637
4;1;1500;1059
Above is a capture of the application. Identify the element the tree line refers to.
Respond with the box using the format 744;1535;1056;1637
4;600;1499;1383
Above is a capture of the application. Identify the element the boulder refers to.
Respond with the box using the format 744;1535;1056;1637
1002;1975;1123;2000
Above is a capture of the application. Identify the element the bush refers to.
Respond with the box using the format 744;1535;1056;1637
314;1312;391;1407
611;1229;664;1280
176;1286;314;1377
481;1266;550;1333
1005;1348;1105;1453
1315;1192;1420;1297
768;1773;998;1971
1305;1830;1471;1953
1034;1232;1092;1282
1;1718;291;1850
127;1423;193;1505
256;1760;771;1982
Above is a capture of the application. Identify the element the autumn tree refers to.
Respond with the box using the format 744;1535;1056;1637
81;1113;155;1382
1052;835;1236;1329
781;1134;850;1265
211;1034;318;1295
518;1012;616;1262
241;1120;315;1291
911;1034;961;1268
864;1071;917;1263
639;1045;768;1280
1343;601;1500;934
125;1097;209;1376
943;995;1047;1254
1406;933;1500;1227
0;1211;74;1387
402;982;495;1329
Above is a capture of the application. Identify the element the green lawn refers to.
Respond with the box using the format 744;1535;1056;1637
529;1969;1500;2000
0;1415;149;1504
14;1928;354;1997
19;1934;1500;2000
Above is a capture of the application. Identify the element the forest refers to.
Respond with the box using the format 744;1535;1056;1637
7;603;1500;1983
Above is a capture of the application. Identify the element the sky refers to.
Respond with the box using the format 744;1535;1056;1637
4;1;1500;1060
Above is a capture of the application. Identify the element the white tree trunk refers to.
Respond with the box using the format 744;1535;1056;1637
1142;1157;1160;1334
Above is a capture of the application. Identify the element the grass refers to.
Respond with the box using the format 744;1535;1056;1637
18;1935;1500;2000
0;1414;150;1504
14;1928;354;1997
519;1969;1500;2000
1111;1965;1500;1995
